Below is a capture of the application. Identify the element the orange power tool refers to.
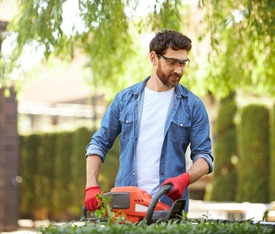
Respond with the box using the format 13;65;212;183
82;184;186;224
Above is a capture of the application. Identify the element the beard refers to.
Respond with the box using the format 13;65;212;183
156;63;183;88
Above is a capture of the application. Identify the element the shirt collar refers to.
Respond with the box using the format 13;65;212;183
133;76;189;98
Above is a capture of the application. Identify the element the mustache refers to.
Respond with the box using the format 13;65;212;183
170;72;182;78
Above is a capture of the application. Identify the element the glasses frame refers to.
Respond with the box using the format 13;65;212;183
157;54;190;66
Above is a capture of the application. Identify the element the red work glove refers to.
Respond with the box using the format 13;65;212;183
161;173;190;201
84;186;103;211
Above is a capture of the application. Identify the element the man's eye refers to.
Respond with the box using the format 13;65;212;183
168;60;177;66
181;62;187;67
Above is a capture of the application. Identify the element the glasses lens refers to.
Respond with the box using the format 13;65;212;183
158;54;190;68
181;60;189;67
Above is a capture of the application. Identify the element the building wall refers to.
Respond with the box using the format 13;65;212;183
0;88;19;232
0;19;19;232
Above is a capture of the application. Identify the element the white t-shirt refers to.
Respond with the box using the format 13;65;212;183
136;87;174;196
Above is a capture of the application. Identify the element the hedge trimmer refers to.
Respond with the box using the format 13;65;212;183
81;184;275;228
81;184;186;224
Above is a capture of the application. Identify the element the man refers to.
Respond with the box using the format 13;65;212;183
85;29;213;213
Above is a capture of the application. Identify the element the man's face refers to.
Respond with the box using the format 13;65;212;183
156;48;189;88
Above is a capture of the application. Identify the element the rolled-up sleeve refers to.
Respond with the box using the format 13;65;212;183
85;94;121;162
192;153;214;173
190;99;214;173
86;144;106;161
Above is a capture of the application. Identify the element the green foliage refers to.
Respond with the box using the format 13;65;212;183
35;133;57;219
39;219;275;234
203;0;275;97
79;0;134;90
92;194;127;224
70;127;92;215
19;127;120;220
236;104;270;203
52;131;74;219
148;0;183;31
93;194;114;223
270;104;275;201
19;133;40;218
1;0;184;96
1;1;274;98
209;93;237;201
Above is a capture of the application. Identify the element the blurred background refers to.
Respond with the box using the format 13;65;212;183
0;0;274;232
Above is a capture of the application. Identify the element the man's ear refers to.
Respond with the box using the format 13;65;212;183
149;51;158;66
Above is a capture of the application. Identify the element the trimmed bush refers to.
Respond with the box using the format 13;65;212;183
19;134;40;219
270;104;275;201
41;133;57;219
236;104;270;203
69;127;93;217
35;133;57;219
19;127;120;220
210;93;237;201
52;131;74;220
39;220;275;234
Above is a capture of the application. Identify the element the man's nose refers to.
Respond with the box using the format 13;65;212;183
174;64;184;74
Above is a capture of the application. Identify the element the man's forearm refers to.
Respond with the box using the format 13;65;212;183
187;158;210;184
86;155;102;188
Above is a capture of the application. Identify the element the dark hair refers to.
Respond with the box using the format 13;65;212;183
149;30;192;55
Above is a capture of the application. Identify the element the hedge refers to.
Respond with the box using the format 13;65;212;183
19;101;275;220
19;127;120;220
236;104;270;203
19;134;40;218
209;93;237;201
270;104;275;201
39;220;275;234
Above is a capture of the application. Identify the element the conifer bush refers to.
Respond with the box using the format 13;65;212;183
70;127;93;216
35;133;57;219
19;134;40;218
210;93;237;201
236;104;270;203
19;128;120;220
270;104;275;201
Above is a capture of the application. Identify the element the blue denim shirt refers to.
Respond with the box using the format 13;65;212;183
86;77;213;211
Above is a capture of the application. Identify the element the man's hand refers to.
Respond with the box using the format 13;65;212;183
161;173;190;201
84;186;103;211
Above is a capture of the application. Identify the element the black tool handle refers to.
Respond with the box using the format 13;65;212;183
145;184;173;224
80;205;101;221
81;205;87;220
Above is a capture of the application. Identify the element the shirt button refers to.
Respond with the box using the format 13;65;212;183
133;172;135;176
126;120;129;123
180;123;183;127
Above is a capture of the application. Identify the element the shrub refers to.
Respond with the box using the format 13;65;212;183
39;220;275;234
236;104;270;203
209;93;237;201
19;134;40;218
270;104;275;201
19;127;120;220
69;127;93;217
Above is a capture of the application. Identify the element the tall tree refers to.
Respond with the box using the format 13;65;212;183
201;0;275;97
0;0;183;95
1;1;274;98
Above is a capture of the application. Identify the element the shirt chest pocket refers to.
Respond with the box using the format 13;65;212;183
119;113;135;140
169;116;191;145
